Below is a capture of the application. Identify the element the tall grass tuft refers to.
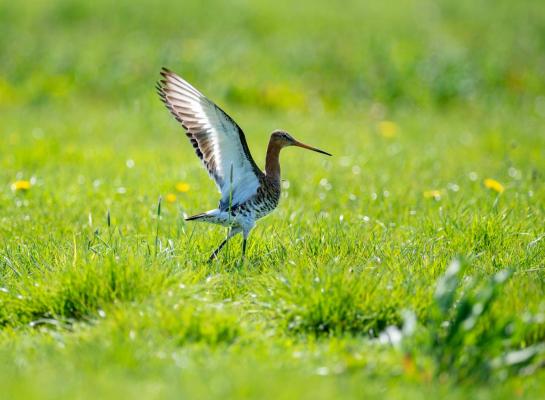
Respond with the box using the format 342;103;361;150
402;258;545;383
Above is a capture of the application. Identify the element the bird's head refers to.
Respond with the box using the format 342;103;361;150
271;130;332;156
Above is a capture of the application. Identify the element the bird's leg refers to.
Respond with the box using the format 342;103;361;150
208;227;240;262
241;237;247;260
208;238;229;262
240;228;251;262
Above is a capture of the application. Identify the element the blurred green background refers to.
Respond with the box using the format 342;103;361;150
1;0;545;399
2;0;545;109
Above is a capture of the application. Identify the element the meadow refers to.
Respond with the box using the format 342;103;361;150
1;0;545;398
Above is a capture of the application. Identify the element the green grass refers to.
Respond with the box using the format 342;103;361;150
1;0;545;398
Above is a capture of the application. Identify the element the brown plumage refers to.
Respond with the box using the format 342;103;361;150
157;68;331;261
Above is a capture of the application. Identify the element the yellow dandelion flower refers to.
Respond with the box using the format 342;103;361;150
11;180;31;192
484;178;504;193
175;182;190;192
423;190;441;200
165;193;177;203
378;121;398;138
402;354;417;377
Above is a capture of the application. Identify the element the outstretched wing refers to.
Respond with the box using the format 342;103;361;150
157;68;263;209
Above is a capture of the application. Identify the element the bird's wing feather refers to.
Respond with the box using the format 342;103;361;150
157;68;263;208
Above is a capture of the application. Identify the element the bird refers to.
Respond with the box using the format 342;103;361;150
156;68;331;261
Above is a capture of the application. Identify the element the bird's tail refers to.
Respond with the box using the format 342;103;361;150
184;209;225;223
185;212;209;221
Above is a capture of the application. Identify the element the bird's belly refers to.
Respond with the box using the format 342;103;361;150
247;199;277;220
230;197;277;222
253;203;276;219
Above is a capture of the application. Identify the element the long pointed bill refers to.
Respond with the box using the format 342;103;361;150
293;140;332;156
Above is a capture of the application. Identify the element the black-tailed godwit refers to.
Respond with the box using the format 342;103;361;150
157;68;331;261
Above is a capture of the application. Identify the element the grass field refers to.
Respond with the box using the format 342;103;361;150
1;0;545;398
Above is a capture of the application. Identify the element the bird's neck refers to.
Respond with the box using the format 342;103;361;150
265;140;282;181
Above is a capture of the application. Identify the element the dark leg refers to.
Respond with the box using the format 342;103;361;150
208;227;241;262
241;237;247;260
240;228;252;262
208;238;228;262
